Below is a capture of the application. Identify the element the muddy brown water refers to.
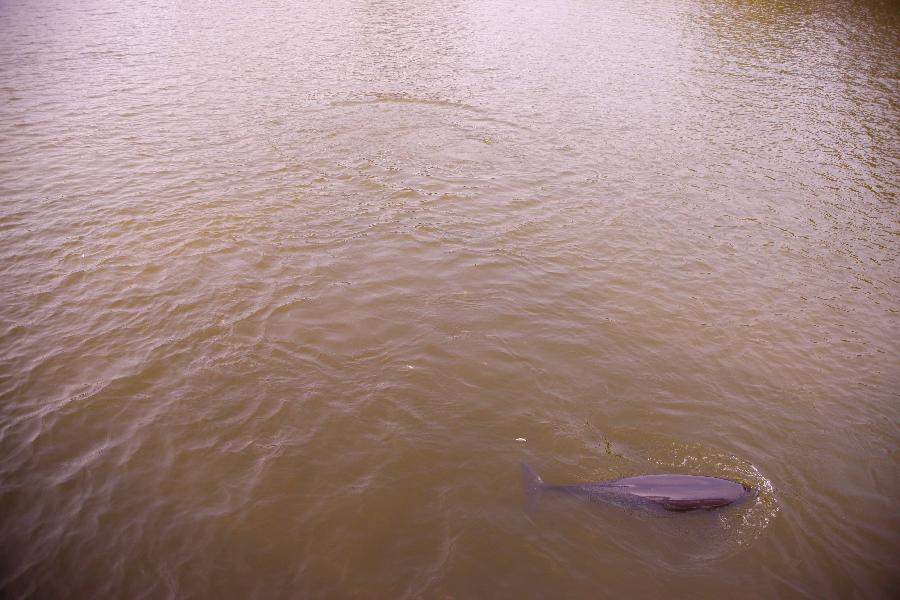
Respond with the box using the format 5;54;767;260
1;0;898;597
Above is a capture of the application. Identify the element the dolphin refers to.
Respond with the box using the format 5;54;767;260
521;463;754;512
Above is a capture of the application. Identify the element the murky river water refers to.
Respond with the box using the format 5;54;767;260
1;0;898;597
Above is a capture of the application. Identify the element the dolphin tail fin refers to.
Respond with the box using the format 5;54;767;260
521;463;545;512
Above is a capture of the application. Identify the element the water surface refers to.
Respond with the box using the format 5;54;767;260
1;0;898;597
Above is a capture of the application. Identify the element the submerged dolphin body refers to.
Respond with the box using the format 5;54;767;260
521;463;754;512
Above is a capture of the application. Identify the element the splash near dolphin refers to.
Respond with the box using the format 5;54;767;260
521;463;755;512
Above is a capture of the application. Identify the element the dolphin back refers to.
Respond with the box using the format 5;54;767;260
518;466;754;513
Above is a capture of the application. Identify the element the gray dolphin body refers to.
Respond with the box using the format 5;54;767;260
522;463;754;512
